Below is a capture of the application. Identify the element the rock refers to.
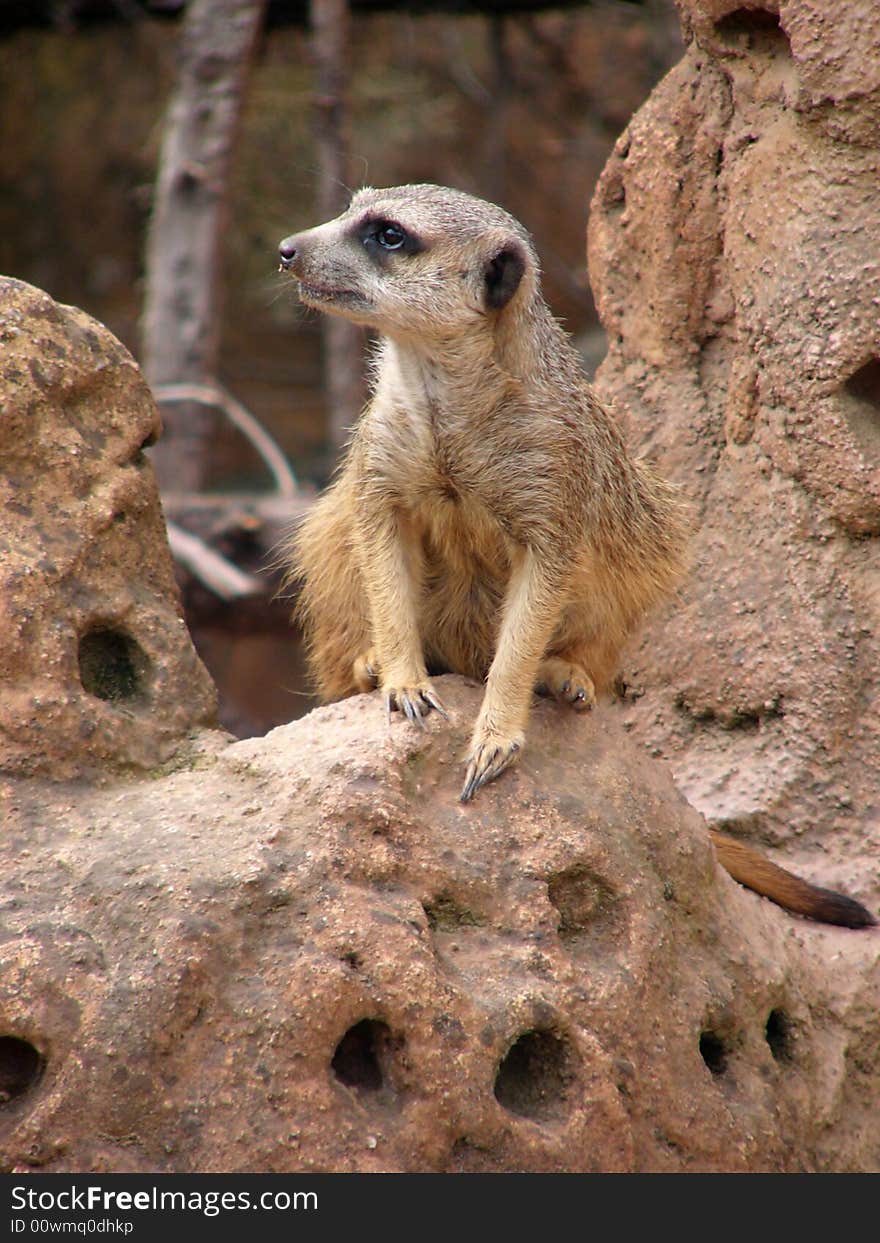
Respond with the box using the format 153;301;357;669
587;0;880;914
0;278;217;777
0;678;878;1173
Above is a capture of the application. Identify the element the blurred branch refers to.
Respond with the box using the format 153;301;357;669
152;379;304;598
154;381;299;497
166;520;263;600
162;491;314;608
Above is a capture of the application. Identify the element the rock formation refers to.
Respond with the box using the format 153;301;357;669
0;278;216;776
2;678;878;1173
588;0;880;913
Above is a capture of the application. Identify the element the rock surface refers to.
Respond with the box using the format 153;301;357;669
1;678;878;1174
588;0;880;913
0;278;216;776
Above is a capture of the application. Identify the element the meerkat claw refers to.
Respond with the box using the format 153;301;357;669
422;688;449;719
401;693;428;728
383;682;447;728
460;762;487;803
460;738;521;801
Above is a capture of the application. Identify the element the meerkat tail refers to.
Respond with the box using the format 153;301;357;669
710;830;877;929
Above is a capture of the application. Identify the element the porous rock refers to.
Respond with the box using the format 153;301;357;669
0;277;217;776
1;678;878;1173
588;0;880;910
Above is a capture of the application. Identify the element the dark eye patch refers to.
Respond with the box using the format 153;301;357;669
355;214;425;260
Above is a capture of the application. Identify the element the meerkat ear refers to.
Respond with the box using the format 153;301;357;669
483;242;526;310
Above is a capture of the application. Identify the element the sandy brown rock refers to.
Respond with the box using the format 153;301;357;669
0;679;877;1174
0;278;217;776
588;1;880;912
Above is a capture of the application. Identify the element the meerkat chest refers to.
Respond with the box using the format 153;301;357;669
371;382;483;505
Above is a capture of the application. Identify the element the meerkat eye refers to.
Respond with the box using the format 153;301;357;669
375;223;407;250
357;217;423;258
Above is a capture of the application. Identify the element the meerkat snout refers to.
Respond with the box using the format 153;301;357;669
278;238;297;271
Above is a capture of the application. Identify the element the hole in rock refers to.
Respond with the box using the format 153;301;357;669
493;1028;577;1123
78;627;150;703
450;1135;493;1172
422;893;482;931
547;865;615;944
331;1019;393;1095
699;1030;728;1076
128;428;158;470
673;693;783;732
602;173;626;211
0;1037;44;1104
765;1009;794;1064
843;357;880;459
715;8;790;53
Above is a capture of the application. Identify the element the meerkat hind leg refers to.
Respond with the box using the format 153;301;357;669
534;656;596;710
352;648;380;693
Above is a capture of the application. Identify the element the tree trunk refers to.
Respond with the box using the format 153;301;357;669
484;15;510;207
141;0;267;493
310;0;364;452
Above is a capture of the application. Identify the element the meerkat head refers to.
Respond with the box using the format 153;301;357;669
278;184;539;341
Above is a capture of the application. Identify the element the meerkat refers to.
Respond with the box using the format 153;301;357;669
278;184;875;929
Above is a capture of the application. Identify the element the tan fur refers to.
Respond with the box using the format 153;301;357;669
278;184;875;927
709;831;875;928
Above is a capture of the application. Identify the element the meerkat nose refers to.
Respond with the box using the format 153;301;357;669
278;238;297;271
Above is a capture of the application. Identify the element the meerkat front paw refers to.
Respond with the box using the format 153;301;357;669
534;657;596;711
382;677;448;728
460;726;524;801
